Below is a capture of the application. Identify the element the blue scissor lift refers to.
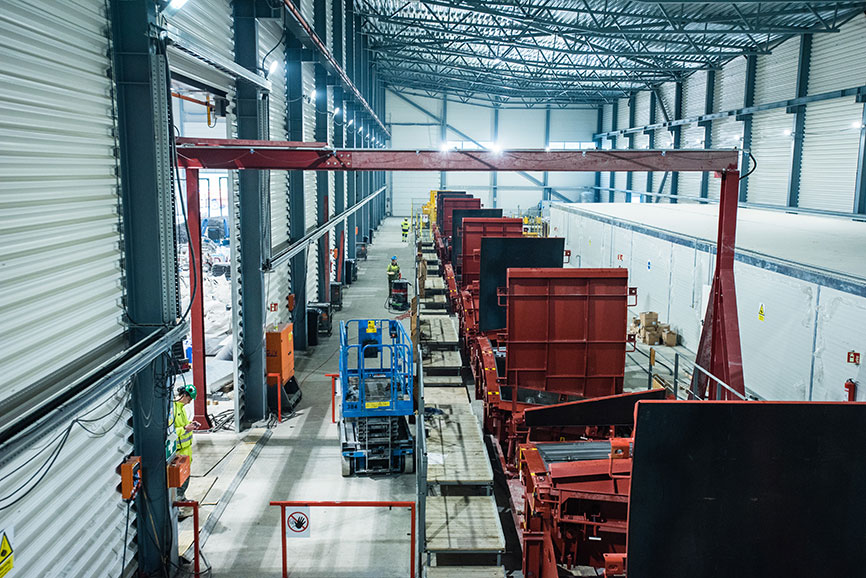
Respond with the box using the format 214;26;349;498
339;319;415;476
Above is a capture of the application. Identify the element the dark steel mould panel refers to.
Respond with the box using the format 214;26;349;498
460;217;524;290
505;268;630;398
627;401;866;578
450;208;502;272
478;237;565;333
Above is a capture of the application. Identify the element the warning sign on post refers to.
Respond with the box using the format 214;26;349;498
0;529;14;578
758;303;765;322
286;507;310;538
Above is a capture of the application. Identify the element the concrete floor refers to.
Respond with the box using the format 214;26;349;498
202;217;419;577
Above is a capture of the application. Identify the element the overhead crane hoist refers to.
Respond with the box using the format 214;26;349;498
175;137;760;576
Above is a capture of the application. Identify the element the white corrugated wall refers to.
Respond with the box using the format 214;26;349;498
798;98;863;212
634;91;651;127
0;384;136;576
807;14;866;95
302;62;318;300
602;103;613;132
632;131;650;194
0;0;126;422
714;56;746;112
677;124;705;197
746;110;794;206
682;70;707;118
754;36;800;105
260;20;292;327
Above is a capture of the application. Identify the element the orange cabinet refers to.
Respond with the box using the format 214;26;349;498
266;323;294;385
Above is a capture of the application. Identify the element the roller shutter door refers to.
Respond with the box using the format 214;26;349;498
302;62;318;300
798;98;863;212
754;36;799;105
0;0;125;422
260;20;292;327
0;1;135;575
807;15;866;95
677;124;705;198
165;0;235;97
745;109;793;206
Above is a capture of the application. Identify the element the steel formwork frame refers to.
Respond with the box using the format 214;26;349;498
175;139;746;403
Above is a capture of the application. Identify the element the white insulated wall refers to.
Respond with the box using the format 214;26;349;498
550;204;866;402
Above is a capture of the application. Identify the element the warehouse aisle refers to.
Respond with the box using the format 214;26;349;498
201;217;418;577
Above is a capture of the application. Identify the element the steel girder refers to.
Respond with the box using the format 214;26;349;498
356;0;866;105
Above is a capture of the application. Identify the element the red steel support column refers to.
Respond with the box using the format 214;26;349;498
185;168;209;426
693;170;745;399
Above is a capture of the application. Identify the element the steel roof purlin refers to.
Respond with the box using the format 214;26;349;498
356;0;866;106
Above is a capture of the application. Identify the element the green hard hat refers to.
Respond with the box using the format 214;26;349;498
177;384;197;400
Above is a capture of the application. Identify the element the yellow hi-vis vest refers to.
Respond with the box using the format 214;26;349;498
174;400;194;460
401;221;410;232
387;263;401;280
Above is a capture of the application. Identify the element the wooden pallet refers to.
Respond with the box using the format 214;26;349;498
420;316;460;349
420;294;448;310
424;390;493;487
426;567;505;578
425;495;505;554
423;350;463;376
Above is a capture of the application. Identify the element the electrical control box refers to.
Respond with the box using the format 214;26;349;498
266;323;294;386
167;454;191;488
120;456;142;501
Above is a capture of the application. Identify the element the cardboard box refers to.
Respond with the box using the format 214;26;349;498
659;323;671;332
640;311;659;326
663;330;678;347
643;330;661;345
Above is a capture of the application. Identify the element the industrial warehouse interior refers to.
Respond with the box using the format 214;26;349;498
3;0;866;576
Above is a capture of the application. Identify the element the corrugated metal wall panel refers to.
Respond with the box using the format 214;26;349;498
798;98;863;212
714;56;746;112
634;91;651;127
602;103;613;132
682;70;707;118
0;0;125;417
707;117;743;199
326;0;333;51
656;82;676;122
0;384;136;576
259;22;291;327
632;132;650;193
302;63;318;298
677;124;705;197
754;36;800;105
746;109;793;205
616;97;629;129
327;88;335;278
614;134;627;193
808;14;866;94
166;0;233;61
301;0;314;28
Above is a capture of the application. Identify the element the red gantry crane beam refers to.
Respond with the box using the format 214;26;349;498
176;137;745;420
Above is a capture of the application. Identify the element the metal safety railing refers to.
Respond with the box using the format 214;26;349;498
269;500;417;578
629;345;748;402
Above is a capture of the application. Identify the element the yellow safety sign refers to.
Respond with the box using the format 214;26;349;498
758;303;765;322
0;531;14;578
366;320;377;333
365;401;390;409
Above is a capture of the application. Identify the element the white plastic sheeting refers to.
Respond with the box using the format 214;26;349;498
550;202;866;401
0;0;125;418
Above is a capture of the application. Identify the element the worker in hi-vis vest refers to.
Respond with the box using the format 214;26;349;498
387;256;401;294
173;384;200;504
401;218;410;242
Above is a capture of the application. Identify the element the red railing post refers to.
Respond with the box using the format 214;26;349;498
185;169;211;429
269;500;416;577
325;373;339;423
174;500;201;577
